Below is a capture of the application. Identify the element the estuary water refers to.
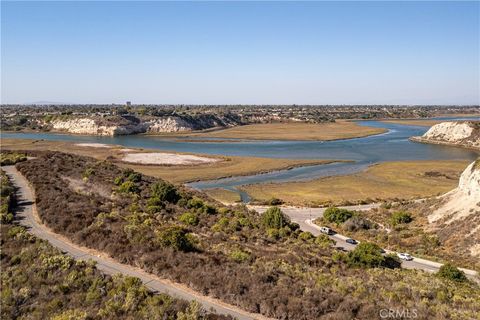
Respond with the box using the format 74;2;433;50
2;119;479;202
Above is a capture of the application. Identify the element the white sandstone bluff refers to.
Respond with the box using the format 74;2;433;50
144;117;194;133
411;121;480;150
51;117;196;136
429;160;480;257
51;118;143;136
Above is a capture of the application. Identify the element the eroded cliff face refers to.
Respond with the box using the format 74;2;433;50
429;160;480;257
49;114;241;136
412;121;480;150
144;117;194;133
51;118;146;136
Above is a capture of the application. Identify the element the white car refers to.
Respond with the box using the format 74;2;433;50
397;253;413;261
319;226;333;235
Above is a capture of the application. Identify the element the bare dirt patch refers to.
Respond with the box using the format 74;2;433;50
75;143;112;148
122;152;220;165
63;176;112;199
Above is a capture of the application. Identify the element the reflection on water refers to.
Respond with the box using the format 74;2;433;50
2;118;479;202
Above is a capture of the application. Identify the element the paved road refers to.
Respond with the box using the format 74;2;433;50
3;166;269;320
250;205;478;278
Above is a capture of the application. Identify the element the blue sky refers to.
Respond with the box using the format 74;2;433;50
1;1;479;105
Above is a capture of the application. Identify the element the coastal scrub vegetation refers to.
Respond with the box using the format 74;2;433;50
318;200;480;270
1;170;15;223
437;263;468;283
0;152;27;166
323;206;354;224
14;151;480;319
0;168;226;320
389;211;413;226
1;228;226;319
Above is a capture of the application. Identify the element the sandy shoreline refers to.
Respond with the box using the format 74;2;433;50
410;137;480;151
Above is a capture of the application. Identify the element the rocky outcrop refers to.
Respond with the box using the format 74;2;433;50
429;160;480;257
411;121;480;150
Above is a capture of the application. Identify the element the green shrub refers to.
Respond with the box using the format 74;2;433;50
0;153;27;166
342;216;374;231
51;309;88;320
187;197;204;209
315;234;334;247
266;228;280;239
146;196;164;212
323;207;354;224
383;253;401;269
267;197;283;205
437;263;467;282
179;212;199;226
261;206;290;229
7;225;27;238
82;168;95;179
347;242;385;268
126;172;141;183
202;203;216;215
212;217;229;232
1;209;14;224
41;254;74;271
117;181;139;193
187;197;216;214
298;231;315;241
114;176;123;186
155;226;195;252
390;211;413;226
229;249;250;263
151;181;179;203
0;184;14;197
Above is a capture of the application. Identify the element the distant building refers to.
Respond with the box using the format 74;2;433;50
126;101;132;107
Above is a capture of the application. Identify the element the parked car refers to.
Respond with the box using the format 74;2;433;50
319;226;333;235
397;253;413;261
346;238;358;245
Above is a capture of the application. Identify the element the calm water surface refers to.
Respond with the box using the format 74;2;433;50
2;119;479;202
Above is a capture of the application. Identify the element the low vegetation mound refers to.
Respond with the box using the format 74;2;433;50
437;263;468;283
14;152;480;319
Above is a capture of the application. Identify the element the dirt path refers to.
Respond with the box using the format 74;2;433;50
3;165;272;320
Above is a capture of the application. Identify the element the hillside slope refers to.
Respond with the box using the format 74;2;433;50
11;151;480;319
428;160;480;258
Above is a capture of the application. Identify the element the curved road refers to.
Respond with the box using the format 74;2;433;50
250;205;478;279
3;165;269;320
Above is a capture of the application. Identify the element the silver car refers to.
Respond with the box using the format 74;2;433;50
397;253;413;261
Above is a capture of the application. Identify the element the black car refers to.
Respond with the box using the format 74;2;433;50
346;238;358;245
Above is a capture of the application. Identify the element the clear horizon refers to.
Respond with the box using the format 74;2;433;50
2;1;479;105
